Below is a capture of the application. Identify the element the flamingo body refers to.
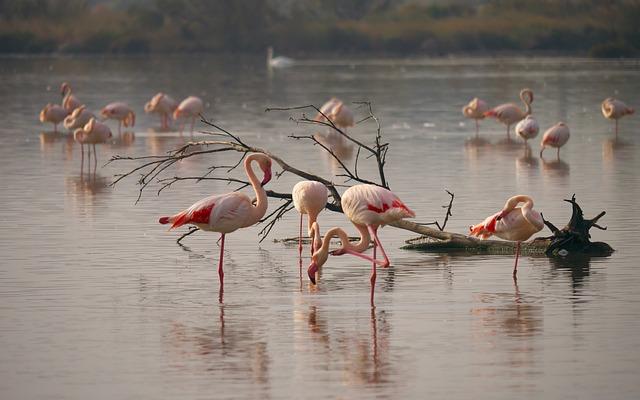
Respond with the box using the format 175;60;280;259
602;98;634;136
341;184;415;227
39;103;68;131
75;118;112;144
145;93;178;129
292;181;328;254
540;122;570;158
61;82;81;113
64;105;95;130
463;97;489;120
515;115;539;142
174;96;204;134
484;89;534;137
316;98;355;129
101;102;135;132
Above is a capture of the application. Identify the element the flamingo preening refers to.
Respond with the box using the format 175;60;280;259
144;92;178;129
462;97;489;135
292;181;329;258
469;195;544;277
63;105;95;131
39;103;68;132
540;122;570;159
315;98;355;130
515;115;539;146
173;96;204;134
308;184;415;304
158;153;273;298
60;82;81;113
601;98;634;137
484;88;534;139
100;102;135;134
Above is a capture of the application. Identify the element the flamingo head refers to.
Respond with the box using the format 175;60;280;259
258;156;273;186
60;82;70;96
469;213;499;239
173;108;182;120
307;248;329;285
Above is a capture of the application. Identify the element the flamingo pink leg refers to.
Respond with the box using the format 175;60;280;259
218;233;225;283
298;214;303;259
368;225;390;268
371;240;377;306
475;119;479;137
513;241;521;278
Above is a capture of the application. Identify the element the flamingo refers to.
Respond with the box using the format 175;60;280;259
173;96;204;134
515;115;539;145
63;105;95;131
100;102;135;134
540;122;570;159
601;98;634;137
39;103;68;132
484;88;534;139
462;97;489;135
308;184;415;304
267;46;294;68
144;92;178;129
60;82;81;113
469;195;544;277
74;117;113;173
158;153;273;294
292;181;329;258
315;98;355;130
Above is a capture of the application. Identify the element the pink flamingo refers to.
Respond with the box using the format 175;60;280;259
515;115;539;146
292;181;329;258
469;195;544;277
60;82;81;113
462;97;489;135
174;96;204;134
145;92;178;129
64;105;95;131
601;98;634;137
39;103;68;132
100;102;135;134
540;122;570;159
308;184;415;304
315;98;355;130
74;117;113;173
158;153;273;294
484;88;534;139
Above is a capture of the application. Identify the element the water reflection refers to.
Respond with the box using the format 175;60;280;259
39;131;75;159
109;131;136;149
547;254;593;291
516;145;539;173
541;157;570;176
65;172;110;199
313;130;355;174
602;137;633;167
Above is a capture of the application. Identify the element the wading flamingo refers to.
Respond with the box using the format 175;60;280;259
540;122;570;159
100;102;135;134
39;103;68;132
292;181;329;258
308;184;415;304
515;115;539;145
64;105;95;131
462;98;489;135
74;117;113;173
60;82;81;113
174;96;204;134
145;92;178;129
315;98;355;130
601;98;634;137
470;195;544;277
267;46;294;68
158;153;273;297
484;88;534;139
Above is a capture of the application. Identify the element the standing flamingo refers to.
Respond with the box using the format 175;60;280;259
144;92;178;129
315;98;355;130
64;105;95;131
39;103;68;132
174;96;204;134
469;195;544;277
484;88;534;139
292;181;329;258
515;115;539;146
540;122;570;159
60;82;81;113
601;98;634;137
74;117;113;173
100;102;135;134
462;97;489;135
308;184;415;304
158;153;273;296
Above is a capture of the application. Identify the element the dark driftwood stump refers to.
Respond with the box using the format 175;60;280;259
400;195;614;257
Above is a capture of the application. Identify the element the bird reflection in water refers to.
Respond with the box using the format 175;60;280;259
313;130;354;174
109;131;136;149
541;157;570;176
547;254;593;294
516;145;539;172
39;131;75;160
602;137;633;167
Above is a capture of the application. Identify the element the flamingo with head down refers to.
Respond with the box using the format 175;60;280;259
60;82;81;113
292;181;329;258
470;195;544;277
462;98;489;135
159;153;273;297
64;105;95;131
307;184;415;304
515;115;539;146
174;96;204;134
315;98;355;130
145;92;178;129
540;122;570;159
601;98;634;137
101;102;135;134
484;88;534;139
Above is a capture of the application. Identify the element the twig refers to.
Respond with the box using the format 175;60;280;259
416;190;455;231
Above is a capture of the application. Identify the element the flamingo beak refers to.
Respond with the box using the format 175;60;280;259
307;261;318;285
261;168;272;186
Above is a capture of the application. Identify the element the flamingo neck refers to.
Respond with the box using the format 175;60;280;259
520;91;532;116
502;195;534;215
245;154;268;222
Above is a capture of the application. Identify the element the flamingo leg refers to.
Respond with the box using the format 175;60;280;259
615;119;618;138
371;240;377;306
475;119;479;137
218;233;225;283
298;213;303;259
557;147;560;160
339;248;388;265
93;144;98;171
513;241;521;278
368;225;390;268
506;123;511;139
80;143;84;175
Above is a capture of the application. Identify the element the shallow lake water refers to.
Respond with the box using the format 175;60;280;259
1;55;639;399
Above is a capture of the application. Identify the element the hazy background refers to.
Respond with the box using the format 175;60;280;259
1;0;639;57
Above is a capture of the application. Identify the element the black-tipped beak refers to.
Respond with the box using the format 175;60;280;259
307;262;318;285
261;169;272;186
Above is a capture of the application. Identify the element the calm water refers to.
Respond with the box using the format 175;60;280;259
1;55;639;399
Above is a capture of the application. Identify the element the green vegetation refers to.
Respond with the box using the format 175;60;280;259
0;0;638;57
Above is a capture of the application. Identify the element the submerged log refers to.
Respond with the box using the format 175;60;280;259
399;195;613;257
